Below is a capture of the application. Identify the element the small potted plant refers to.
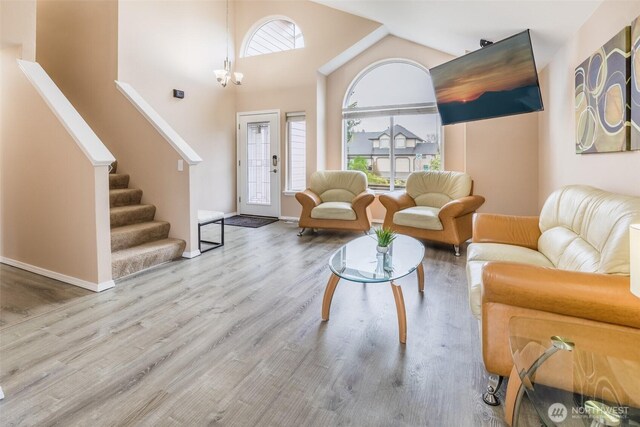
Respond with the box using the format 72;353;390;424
374;227;396;254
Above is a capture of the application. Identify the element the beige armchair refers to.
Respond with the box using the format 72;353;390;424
379;171;485;255
295;170;375;235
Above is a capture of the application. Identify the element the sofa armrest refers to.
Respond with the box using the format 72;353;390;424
472;213;540;250
439;195;485;219
352;189;375;215
482;262;640;329
379;191;415;212
379;191;416;228
295;189;321;212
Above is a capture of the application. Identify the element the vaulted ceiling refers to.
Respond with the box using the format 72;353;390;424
312;0;604;67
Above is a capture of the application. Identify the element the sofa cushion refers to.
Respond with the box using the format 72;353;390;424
467;242;554;267
393;206;443;230
311;202;356;221
466;260;485;319
198;210;224;223
466;242;554;319
406;171;472;208
538;185;640;274
309;170;367;203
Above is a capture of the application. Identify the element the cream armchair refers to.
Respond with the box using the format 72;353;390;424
379;171;485;256
295;170;375;235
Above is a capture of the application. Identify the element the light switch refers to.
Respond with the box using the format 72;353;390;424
178;159;184;171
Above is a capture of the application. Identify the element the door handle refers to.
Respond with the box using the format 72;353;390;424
272;155;278;166
271;169;278;173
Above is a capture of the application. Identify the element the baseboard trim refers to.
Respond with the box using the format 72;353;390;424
0;257;114;292
182;250;201;259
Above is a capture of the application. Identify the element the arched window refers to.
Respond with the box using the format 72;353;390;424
344;59;442;190
244;19;304;57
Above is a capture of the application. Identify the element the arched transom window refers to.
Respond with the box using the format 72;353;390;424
343;59;442;190
244;19;304;57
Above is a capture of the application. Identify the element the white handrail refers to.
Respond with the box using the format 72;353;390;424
115;81;202;165
17;60;115;166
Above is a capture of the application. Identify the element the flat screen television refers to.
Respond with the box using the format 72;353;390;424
430;30;544;125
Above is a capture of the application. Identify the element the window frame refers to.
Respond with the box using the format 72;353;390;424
242;17;305;58
285;111;306;194
342;59;443;191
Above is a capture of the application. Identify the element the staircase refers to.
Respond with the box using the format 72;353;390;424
109;162;186;279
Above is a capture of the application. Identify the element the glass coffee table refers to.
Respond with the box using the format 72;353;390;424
322;234;425;344
507;317;640;426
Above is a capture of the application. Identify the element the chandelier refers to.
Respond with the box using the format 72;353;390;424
215;0;243;87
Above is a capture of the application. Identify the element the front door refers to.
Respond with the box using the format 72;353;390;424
237;112;280;217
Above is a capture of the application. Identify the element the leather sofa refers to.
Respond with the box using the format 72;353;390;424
295;170;375;235
379;171;485;255
466;185;640;382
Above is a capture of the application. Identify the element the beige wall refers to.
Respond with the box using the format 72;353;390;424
538;0;640;207
235;0;380;218
1;0;36;60
465;113;540;215
325;35;466;220
444;123;466;173
0;47;107;284
324;35;540;219
37;0;196;253
118;0;237;215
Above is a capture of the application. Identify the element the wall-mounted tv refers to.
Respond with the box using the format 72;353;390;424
431;30;544;126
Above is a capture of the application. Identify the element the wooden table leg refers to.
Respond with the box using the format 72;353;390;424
505;365;525;426
417;262;424;293
390;281;407;344
321;273;340;321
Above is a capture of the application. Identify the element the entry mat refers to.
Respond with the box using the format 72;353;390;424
225;215;279;228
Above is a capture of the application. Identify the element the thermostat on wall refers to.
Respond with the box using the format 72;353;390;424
173;89;185;99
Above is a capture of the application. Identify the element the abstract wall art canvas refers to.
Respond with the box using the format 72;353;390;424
632;16;640;150
575;27;631;154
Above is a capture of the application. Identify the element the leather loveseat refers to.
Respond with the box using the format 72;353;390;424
466;185;640;403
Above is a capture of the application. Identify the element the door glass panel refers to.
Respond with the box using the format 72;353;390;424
247;122;271;205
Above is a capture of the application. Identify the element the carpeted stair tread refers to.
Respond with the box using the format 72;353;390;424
109;188;143;207
108;162;183;278
111;221;170;251
110;204;156;228
109;161;118;174
109;174;130;190
111;238;185;279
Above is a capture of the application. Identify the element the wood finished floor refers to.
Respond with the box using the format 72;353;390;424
0;221;539;426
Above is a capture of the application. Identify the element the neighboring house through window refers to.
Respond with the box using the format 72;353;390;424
286;112;306;192
343;59;442;190
244;18;304;57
